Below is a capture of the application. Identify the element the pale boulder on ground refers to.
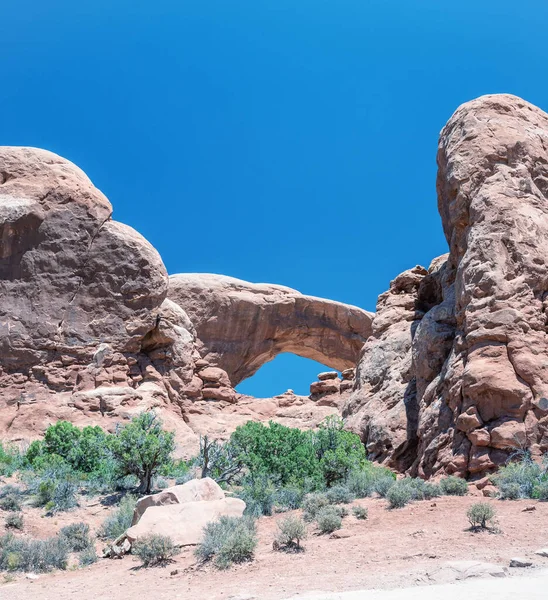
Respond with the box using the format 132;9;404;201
132;477;225;525
126;497;246;547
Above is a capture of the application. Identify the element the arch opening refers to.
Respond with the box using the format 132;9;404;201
235;352;339;398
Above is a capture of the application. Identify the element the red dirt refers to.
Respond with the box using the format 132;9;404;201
2;494;548;600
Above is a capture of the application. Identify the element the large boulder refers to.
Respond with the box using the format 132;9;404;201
132;477;225;525
168;273;373;386
126;498;246;546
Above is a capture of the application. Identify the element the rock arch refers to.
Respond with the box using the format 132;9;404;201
168;273;373;386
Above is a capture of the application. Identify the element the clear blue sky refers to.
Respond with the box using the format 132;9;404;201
2;2;547;396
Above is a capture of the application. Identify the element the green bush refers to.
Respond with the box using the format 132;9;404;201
49;480;78;513
274;485;304;512
98;495;136;540
316;506;342;534
78;546;98;567
374;476;395;498
110;413;175;494
533;479;548;500
302;492;330;522
345;466;395;499
326;485;354;504
59;522;92;552
467;502;496;530
352;505;368;520
4;513;23;530
275;515;307;551
0;444;25;477
132;534;178;567
314;416;368;486
386;482;413;509
0;533;69;572
440;476;468;496
0;495;21;512
492;454;548;500
195;515;257;569
239;475;277;517
229;421;323;488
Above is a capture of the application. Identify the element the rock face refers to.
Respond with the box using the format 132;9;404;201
168;273;373;386
346;94;548;478
3;94;548;479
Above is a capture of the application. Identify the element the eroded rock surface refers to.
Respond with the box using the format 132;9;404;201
346;94;548;478
168;273;373;386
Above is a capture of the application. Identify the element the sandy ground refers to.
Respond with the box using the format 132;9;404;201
2;494;548;600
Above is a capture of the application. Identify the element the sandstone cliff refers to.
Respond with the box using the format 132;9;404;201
2;93;548;478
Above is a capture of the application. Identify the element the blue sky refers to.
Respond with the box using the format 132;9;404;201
2;1;548;396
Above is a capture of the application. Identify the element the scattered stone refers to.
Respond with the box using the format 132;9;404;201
25;573;39;581
428;561;507;583
170;569;179;576
535;549;548;558
509;557;533;568
329;529;352;539
522;506;536;512
318;371;339;381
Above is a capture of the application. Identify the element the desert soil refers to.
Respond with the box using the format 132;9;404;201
2;495;548;600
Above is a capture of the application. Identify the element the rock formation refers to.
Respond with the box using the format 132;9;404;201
0;148;362;456
345;94;548;479
2;93;548;480
168;273;373;385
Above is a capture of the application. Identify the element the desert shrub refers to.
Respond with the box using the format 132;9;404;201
440;476;468;496
333;505;349;518
239;475;277;517
196;436;245;485
195;515;257;569
109;412;175;494
49;480;78;513
78;546;98;567
153;477;169;490
534;479;548;500
59;522;92;552
316;506;342;534
0;495;21;512
98;495;136;540
229;421;323;488
175;474;194;485
326;485;354;504
498;481;522;500
0;485;23;499
302;492;330;522
422;482;442;499
4;513;23;530
386;481;413;509
132;534;178;567
352;505;368;520
28;422;110;474
374;475;395;498
0;533;69;572
0;444;25;477
492;453;548;500
274;485;304;512
345;466;394;499
314;416;368;486
275;515;307;551
467;502;496;530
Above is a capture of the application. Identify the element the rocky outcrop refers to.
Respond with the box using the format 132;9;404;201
346;94;548;478
4;94;548;479
168;273;373;386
